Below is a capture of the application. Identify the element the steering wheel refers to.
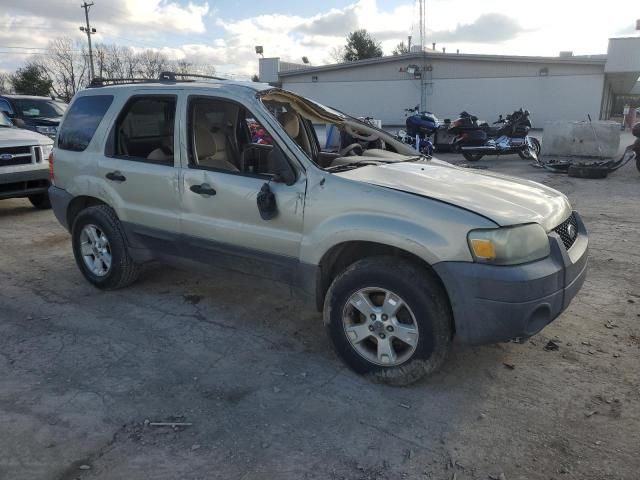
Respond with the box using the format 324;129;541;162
344;124;378;142
340;143;364;157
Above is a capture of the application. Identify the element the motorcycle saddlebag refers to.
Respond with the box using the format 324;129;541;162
462;129;488;145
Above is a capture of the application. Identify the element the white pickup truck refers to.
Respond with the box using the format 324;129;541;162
0;111;53;209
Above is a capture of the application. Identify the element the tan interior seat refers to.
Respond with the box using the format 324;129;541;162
279;110;312;156
193;107;238;171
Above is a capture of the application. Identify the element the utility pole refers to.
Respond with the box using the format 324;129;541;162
418;0;426;111
80;2;96;80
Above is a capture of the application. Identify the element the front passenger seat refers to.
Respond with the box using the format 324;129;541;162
194;112;238;172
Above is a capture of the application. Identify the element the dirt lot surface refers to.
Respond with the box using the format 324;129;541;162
1;135;639;480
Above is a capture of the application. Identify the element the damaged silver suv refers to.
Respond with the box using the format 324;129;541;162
49;73;588;384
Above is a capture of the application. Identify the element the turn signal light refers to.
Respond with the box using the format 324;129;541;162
470;239;496;260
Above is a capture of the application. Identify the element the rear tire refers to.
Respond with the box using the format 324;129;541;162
28;193;51;209
324;256;453;385
71;205;140;290
462;152;484;162
567;164;609;179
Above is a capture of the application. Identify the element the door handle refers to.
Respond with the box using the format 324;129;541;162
190;183;216;196
105;171;126;182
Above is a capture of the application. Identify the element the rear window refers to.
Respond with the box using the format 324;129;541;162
58;95;113;152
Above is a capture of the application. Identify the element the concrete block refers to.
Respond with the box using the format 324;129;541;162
542;121;621;158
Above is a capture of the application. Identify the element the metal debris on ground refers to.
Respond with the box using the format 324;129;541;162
544;340;559;351
149;422;193;427
183;294;203;304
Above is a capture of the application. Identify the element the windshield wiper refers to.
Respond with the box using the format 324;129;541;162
325;162;374;173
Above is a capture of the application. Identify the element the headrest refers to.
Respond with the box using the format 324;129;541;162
279;111;299;138
195;122;217;158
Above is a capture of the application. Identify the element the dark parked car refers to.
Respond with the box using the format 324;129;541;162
0;95;67;139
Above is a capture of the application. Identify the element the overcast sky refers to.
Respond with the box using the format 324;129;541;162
0;0;638;77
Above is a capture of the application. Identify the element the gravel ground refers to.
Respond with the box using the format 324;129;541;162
0;134;638;480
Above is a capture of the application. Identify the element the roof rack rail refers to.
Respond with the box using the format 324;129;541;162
89;71;228;88
159;71;228;81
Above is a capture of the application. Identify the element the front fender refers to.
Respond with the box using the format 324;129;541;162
300;170;497;266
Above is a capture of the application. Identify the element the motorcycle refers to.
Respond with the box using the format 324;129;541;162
394;106;437;155
449;109;540;162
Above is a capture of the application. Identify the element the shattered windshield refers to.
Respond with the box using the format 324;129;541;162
260;89;421;170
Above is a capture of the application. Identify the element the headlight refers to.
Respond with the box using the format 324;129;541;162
41;144;53;160
36;125;57;136
468;223;550;265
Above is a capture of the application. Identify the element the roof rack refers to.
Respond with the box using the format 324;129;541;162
89;71;228;88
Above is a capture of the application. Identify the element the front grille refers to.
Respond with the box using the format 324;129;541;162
0;145;34;166
553;213;578;250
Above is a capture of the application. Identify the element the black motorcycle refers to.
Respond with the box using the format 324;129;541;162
449;109;540;162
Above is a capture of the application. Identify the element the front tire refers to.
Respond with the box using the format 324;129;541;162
71;205;140;290
462;152;484;162
324;256;453;385
28;193;51;209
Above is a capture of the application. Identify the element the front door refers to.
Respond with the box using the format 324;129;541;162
97;92;182;254
179;95;306;283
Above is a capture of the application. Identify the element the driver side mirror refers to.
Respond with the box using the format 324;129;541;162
269;146;296;186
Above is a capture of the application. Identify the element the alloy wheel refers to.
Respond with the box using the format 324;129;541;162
342;287;419;366
79;224;112;277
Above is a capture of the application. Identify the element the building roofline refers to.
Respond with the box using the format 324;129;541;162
278;51;607;77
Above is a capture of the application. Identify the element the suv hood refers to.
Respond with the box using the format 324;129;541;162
337;159;571;231
0;127;53;147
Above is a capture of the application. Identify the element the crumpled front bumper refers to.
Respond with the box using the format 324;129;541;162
433;212;588;345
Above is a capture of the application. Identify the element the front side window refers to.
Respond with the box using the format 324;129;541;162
58;95;113;152
113;96;176;165
189;97;287;178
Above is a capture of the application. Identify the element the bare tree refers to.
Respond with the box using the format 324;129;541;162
328;46;346;64
136;49;170;79
34;38;89;102
94;44;140;79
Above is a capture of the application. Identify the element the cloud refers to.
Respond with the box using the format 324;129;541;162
296;6;359;36
2;0;210;35
432;13;526;43
616;22;639;35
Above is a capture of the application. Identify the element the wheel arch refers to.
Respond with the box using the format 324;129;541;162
66;195;109;231
315;240;453;330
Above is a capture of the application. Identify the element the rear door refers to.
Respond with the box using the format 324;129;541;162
97;91;183;254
